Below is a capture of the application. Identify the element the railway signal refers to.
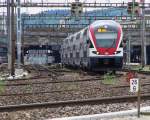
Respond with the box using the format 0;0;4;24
71;2;83;16
127;1;140;17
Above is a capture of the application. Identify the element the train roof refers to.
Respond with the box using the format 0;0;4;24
91;20;121;28
63;20;121;42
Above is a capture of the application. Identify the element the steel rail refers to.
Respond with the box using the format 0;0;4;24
2;76;50;82
3;78;102;86
0;89;76;97
112;82;150;88
0;94;150;112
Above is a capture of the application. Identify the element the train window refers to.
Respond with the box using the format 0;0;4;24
70;36;74;42
83;29;88;36
76;33;80;40
73;45;76;50
65;54;67;58
65;39;68;44
0;47;7;52
76;52;79;58
83;51;87;57
70;53;73;58
80;43;82;49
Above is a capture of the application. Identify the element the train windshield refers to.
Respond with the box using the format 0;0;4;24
95;32;118;48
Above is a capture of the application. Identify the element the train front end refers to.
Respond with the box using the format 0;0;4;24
88;20;123;70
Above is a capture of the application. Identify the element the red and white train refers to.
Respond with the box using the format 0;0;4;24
61;20;123;71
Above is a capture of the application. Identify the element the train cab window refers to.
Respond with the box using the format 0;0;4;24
95;32;117;48
120;42;123;47
89;41;94;48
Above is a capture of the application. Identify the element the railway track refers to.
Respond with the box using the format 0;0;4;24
2;78;102;86
0;94;150;112
1;65;150;114
2;80;150;97
1;66;150;98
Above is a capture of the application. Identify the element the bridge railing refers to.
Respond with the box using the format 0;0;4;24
22;21;150;30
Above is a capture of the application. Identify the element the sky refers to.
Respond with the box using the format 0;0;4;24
1;0;150;14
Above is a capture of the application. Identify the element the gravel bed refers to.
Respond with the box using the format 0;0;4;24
0;69;149;106
0;100;150;120
0;66;150;119
0;80;136;106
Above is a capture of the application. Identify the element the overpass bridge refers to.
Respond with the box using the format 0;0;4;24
22;20;150;46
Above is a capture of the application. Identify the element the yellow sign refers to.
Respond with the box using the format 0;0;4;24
97;28;107;32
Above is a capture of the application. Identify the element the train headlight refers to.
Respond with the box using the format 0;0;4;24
114;51;121;54
96;52;99;55
48;50;51;53
105;52;108;55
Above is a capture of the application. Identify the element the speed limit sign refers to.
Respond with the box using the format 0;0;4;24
130;78;139;92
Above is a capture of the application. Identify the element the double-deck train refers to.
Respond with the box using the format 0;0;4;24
61;20;123;71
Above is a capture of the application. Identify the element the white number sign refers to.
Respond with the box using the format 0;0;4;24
130;78;139;93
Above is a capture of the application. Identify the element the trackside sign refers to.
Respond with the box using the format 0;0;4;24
130;78;139;93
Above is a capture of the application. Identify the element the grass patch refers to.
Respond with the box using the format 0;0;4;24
61;82;80;91
102;72;117;85
130;65;150;72
0;78;5;93
141;66;150;72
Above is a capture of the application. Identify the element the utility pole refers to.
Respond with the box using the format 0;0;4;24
16;0;22;68
7;0;15;76
132;0;135;20
7;0;11;70
11;0;15;76
22;18;24;65
141;0;146;67
128;35;131;64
